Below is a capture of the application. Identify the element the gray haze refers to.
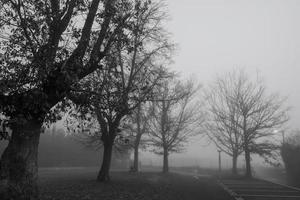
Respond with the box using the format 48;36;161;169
141;0;300;168
32;0;299;169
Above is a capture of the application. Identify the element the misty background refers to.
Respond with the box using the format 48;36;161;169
157;0;300;169
1;0;298;171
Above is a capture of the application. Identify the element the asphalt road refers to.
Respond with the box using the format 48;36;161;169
219;178;300;200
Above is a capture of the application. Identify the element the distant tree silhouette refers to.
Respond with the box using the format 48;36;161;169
148;78;203;173
281;130;300;186
123;103;152;172
204;76;244;174
206;69;289;178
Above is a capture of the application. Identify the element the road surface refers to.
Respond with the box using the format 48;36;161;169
219;178;300;200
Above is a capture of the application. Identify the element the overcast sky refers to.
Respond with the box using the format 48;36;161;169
166;0;300;129
142;0;300;167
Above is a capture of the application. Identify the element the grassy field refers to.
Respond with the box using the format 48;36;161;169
38;167;233;200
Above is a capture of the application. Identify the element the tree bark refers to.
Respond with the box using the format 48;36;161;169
97;141;113;182
243;117;252;178
133;144;139;172
244;144;252;178
132;131;142;172
232;154;238;175
163;147;169;173
0;120;41;200
132;104;142;172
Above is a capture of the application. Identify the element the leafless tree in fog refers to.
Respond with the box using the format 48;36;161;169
148;78;203;173
66;0;174;181
204;77;244;175
123;103;152;172
207;69;289;178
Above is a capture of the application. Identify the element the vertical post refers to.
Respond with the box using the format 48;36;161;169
218;150;222;175
282;130;285;144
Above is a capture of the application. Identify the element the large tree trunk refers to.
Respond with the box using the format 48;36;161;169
132;132;142;172
97;141;113;182
0;120;41;200
232;154;238;175
244;144;252;178
132;104;142;172
133;144;139;172
162;148;169;173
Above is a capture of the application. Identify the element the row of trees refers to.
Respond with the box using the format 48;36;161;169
106;69;288;178
125;78;202;173
0;0;178;199
65;68;289;181
0;0;290;199
204;70;289;177
63;0;175;181
0;0;203;198
65;76;202;177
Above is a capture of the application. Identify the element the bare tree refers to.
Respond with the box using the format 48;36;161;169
207;69;289;178
205;76;244;174
66;0;174;181
123;103;152;172
148;78;203;173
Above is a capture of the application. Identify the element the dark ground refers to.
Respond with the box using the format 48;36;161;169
38;167;234;200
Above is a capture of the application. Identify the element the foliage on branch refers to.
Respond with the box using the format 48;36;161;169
0;0;149;129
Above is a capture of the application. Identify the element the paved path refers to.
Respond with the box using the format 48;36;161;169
219;178;300;200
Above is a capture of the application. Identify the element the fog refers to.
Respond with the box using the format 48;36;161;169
3;1;300;199
167;0;300;127
150;0;300;169
18;0;299;170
